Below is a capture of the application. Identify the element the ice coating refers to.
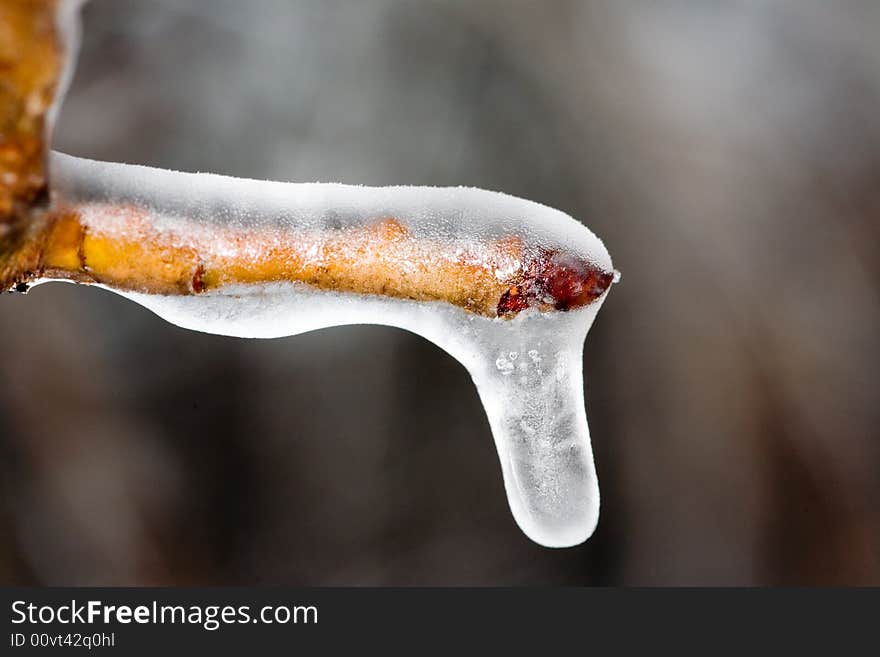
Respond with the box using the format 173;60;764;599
37;153;613;548
42;153;613;318
49;153;610;252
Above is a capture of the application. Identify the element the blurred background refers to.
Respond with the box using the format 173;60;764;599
1;0;878;585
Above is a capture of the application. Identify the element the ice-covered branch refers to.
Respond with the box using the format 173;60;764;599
0;0;616;547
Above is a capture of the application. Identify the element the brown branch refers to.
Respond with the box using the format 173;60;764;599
0;0;61;292
35;203;612;317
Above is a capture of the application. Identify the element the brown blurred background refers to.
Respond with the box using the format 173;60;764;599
1;0;878;585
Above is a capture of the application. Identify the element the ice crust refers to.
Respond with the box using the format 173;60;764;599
41;153;612;547
50;153;611;271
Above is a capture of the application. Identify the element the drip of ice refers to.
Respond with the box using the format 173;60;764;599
121;284;603;548
119;284;604;547
37;153;613;548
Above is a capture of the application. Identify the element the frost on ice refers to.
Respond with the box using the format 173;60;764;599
1;0;616;548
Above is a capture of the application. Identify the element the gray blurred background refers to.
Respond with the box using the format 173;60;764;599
1;0;878;585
